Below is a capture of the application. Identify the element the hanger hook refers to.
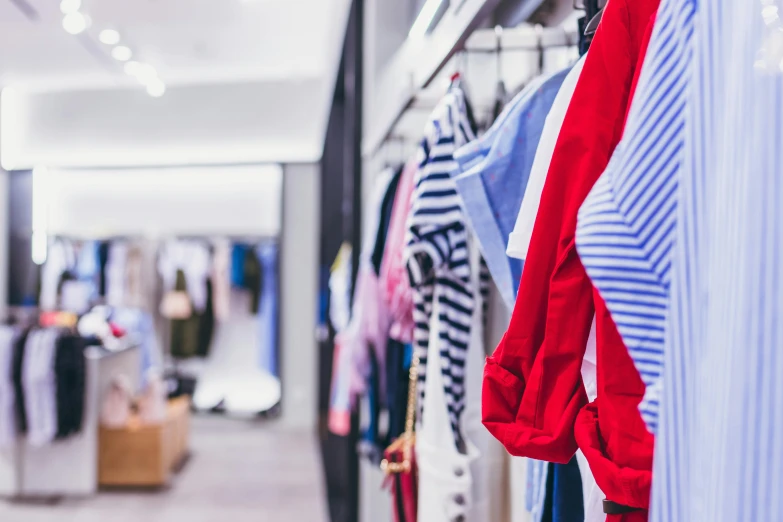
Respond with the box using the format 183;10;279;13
494;25;503;83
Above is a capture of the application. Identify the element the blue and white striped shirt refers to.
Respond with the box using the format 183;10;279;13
580;0;783;519
575;0;695;434
654;1;783;520
404;85;488;446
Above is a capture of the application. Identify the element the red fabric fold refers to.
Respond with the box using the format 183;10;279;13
481;0;659;518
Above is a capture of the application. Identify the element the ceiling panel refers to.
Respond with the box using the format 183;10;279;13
0;0;348;90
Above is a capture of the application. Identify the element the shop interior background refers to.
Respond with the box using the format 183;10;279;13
0;0;610;521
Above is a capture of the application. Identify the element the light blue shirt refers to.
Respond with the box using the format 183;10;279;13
452;68;570;311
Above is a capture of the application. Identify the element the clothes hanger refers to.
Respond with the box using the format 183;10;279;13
491;25;508;123
584;7;604;36
584;0;607;37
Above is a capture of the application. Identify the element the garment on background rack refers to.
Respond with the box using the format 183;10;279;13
404;81;485;447
40;240;77;312
415;240;484;522
158;240;211;315
243;247;263;315
329;168;399;436
211;239;232;322
328;242;353;336
380;159;418;345
12;329;30;436
256;242;279;377
452;66;569;311
0;327;17;447
54;334;89;439
23;328;61;446
482;1;659;522
112;307;161;386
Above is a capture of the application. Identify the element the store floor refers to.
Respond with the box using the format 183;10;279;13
0;415;328;522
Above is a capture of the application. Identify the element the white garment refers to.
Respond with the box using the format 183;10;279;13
506;56;587;261
105;242;128;309
416;238;488;522
510;457;531;522
328;243;353;334
40;240;76;312
211;239;232;322
157;240;212;313
0;327;17;448
23;330;59;447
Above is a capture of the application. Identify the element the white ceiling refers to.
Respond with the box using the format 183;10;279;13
0;0;348;90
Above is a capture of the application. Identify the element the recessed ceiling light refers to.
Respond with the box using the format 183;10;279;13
146;79;166;98
62;12;88;35
99;29;121;45
112;46;133;62
60;0;81;14
124;61;141;76
131;63;158;83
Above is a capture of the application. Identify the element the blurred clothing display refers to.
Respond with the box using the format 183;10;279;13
211;239;232;322
256;242;279;377
0;325;92;447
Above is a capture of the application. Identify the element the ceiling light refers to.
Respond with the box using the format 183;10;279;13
112;46;133;62
146;79;166;98
60;0;81;14
409;0;446;39
99;29;121;45
124;61;141;76
131;63;158;83
62;12;88;35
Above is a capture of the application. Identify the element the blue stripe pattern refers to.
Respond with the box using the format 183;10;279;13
579;0;783;519
651;0;783;520
575;0;695;433
405;86;488;446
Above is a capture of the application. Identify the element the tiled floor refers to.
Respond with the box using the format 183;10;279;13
0;416;328;522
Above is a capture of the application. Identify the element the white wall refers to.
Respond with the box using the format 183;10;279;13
280;163;320;429
42;165;283;238
1;79;329;169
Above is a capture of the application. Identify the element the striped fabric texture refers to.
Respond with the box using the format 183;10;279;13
580;0;783;519
404;85;487;446
575;0;695;433
651;1;783;520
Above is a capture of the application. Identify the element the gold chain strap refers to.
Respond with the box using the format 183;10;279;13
380;350;420;475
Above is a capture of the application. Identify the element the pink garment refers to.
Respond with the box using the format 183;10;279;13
329;263;388;435
380;159;418;344
328;168;399;425
335;260;389;401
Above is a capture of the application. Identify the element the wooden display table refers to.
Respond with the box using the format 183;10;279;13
98;397;190;488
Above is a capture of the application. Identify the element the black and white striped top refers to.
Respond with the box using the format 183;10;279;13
404;85;488;447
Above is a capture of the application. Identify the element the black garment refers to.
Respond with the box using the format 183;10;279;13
12;328;30;434
385;339;410;440
196;278;215;357
98;241;110;297
357;348;383;465
370;168;402;275
243;248;263;314
54;334;87;439
170;270;200;359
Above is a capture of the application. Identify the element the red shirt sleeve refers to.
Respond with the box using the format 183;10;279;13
482;0;658;465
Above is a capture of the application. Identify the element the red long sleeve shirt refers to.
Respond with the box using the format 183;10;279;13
482;0;659;520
